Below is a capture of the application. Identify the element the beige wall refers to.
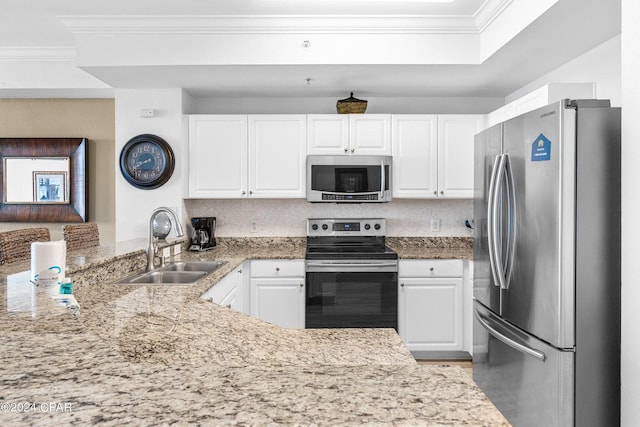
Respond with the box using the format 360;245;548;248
0;98;115;243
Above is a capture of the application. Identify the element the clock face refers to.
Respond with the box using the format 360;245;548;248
119;134;175;189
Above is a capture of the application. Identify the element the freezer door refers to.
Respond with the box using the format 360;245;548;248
500;102;576;348
473;124;502;315
473;301;574;427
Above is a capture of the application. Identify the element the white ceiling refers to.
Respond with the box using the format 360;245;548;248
0;0;621;99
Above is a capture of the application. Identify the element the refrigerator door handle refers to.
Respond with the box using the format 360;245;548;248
502;154;517;290
488;154;508;289
474;307;547;362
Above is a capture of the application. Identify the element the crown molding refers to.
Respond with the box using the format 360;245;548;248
58;1;513;36
0;47;76;62
474;0;513;31
59;14;486;36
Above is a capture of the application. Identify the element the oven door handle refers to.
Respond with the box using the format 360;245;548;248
306;262;398;268
305;261;398;273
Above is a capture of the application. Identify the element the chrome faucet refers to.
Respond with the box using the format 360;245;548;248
147;207;185;271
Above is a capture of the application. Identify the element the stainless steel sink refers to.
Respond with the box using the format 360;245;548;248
113;261;224;285
159;261;222;273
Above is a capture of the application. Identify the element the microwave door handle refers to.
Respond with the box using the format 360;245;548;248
380;160;385;200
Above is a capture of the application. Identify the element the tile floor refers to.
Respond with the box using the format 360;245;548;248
416;359;473;377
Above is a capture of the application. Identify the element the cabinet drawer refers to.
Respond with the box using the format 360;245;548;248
250;259;305;277
399;259;463;277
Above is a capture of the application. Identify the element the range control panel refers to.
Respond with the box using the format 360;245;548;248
306;218;387;237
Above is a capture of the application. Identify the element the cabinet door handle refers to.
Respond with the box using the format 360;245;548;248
249;190;253;195
237;269;242;274
344;148;348;153
440;191;444;195
430;267;434;272
225;304;232;309
242;190;246;195
433;191;437;195
400;283;405;287
351;148;355;153
299;283;304;288
276;267;280;271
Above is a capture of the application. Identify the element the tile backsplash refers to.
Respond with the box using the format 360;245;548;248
184;199;473;237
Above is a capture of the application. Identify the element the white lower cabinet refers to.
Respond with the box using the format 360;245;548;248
398;259;464;355
204;258;470;346
249;260;305;329
201;265;245;312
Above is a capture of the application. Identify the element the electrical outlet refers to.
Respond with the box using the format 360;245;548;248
250;222;257;233
430;219;441;232
139;108;154;118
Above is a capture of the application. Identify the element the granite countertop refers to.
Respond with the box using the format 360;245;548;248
387;236;473;260
0;236;508;426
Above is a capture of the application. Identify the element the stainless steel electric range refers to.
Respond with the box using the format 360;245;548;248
305;218;398;330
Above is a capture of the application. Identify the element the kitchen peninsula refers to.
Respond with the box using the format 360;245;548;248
0;238;508;426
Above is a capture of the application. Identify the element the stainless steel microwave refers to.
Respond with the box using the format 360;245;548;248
306;155;392;203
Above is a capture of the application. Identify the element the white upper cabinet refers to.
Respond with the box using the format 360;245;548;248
188;114;306;198
307;114;391;155
190;113;483;199
392;115;438;198
248;115;307;198
188;115;248;198
306;115;349;154
392;114;484;199
349;114;392;155
437;114;485;198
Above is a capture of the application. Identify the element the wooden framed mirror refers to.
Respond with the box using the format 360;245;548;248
0;138;87;222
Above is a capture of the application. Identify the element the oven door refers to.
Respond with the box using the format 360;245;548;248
305;260;398;330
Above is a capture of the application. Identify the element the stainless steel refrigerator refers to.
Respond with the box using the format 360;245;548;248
473;99;621;426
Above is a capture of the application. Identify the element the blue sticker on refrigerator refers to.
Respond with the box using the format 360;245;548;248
531;134;551;161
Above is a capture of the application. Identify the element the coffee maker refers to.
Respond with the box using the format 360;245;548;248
189;217;216;251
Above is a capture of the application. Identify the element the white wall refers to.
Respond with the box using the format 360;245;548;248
506;35;621;106
188;96;504;115
479;0;560;61
114;89;186;241
621;0;640;424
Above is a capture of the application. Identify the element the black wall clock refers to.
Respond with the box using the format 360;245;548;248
119;134;175;189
